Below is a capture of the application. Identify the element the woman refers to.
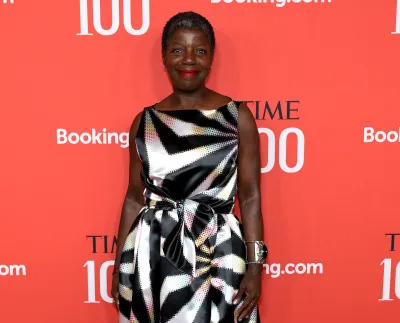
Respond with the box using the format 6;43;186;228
111;11;267;323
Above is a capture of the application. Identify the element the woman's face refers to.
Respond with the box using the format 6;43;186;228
163;28;213;91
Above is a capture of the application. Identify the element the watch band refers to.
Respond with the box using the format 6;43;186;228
245;240;268;264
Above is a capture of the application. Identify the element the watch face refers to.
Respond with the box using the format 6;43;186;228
255;243;268;260
262;244;268;258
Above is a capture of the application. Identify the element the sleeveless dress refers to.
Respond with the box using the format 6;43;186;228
118;100;260;323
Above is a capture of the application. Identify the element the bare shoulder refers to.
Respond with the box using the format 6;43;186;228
237;102;257;133
129;109;145;138
129;111;143;147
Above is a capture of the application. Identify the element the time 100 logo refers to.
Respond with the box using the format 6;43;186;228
259;127;304;174
84;235;117;303
84;260;114;303
77;0;150;36
380;233;400;301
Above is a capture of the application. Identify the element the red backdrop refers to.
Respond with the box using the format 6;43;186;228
1;0;400;322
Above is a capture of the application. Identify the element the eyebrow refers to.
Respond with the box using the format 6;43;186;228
171;41;208;46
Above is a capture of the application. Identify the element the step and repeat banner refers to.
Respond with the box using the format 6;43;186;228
1;0;399;322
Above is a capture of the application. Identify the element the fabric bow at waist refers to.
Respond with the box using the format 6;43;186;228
143;193;234;277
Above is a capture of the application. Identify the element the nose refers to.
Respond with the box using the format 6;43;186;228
182;48;195;64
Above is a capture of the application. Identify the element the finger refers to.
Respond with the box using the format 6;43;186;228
112;292;118;302
112;293;119;309
233;287;245;305
238;301;254;321
238;296;256;321
235;293;251;320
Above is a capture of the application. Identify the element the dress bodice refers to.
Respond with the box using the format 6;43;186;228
135;100;241;205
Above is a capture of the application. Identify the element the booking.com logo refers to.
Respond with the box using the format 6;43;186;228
0;264;27;276
363;127;400;143
210;0;332;8
56;128;130;148
264;262;323;278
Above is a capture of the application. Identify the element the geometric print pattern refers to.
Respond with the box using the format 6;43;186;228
118;100;260;322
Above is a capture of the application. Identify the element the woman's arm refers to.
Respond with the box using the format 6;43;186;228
111;111;146;309
233;102;264;321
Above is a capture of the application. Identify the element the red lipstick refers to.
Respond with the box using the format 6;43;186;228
179;70;199;78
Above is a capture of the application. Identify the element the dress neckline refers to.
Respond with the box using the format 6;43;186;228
151;99;233;113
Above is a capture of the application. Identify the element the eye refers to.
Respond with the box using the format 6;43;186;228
172;48;182;54
197;49;206;54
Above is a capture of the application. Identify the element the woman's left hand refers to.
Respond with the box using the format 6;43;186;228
233;264;262;321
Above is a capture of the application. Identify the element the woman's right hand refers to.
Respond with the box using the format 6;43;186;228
111;272;120;311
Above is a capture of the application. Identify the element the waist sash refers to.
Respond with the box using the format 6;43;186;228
140;170;234;277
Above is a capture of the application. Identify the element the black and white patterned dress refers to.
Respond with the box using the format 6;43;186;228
118;99;260;323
